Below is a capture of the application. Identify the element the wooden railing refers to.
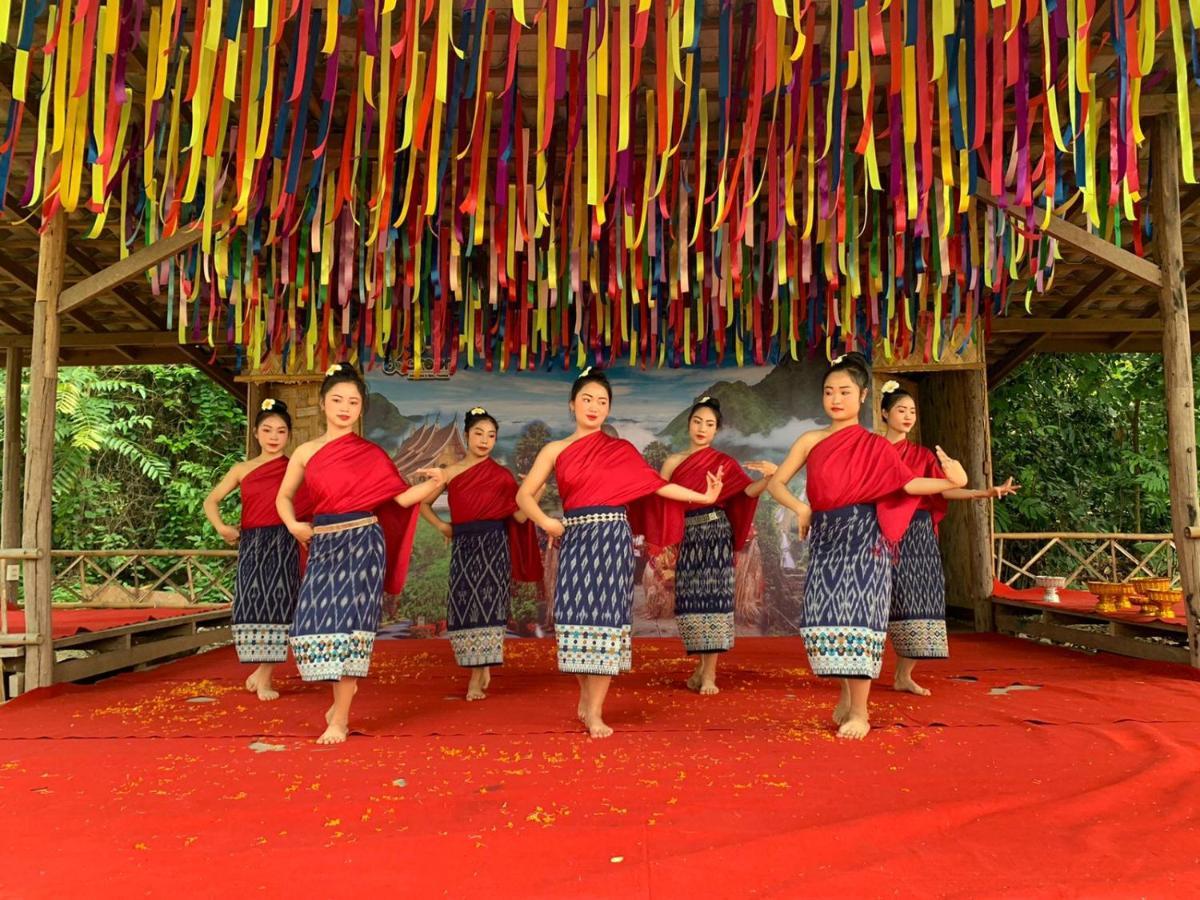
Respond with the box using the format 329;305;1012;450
0;548;40;637
48;549;239;609
2;550;237;637
994;532;1178;590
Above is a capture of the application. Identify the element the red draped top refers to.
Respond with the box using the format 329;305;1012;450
892;439;949;530
805;425;919;544
303;433;419;595
447;457;543;583
554;431;683;548
670;446;758;552
240;457;293;529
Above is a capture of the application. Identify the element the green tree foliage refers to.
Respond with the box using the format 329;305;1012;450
1;366;245;550
989;353;1188;534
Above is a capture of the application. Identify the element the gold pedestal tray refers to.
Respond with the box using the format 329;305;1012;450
1087;581;1139;615
1145;588;1182;619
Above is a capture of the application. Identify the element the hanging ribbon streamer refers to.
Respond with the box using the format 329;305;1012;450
0;0;1190;373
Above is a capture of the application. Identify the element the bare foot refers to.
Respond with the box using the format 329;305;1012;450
832;684;852;726
698;677;720;696
245;667;279;701
583;713;613;739
686;665;703;692
577;701;587;723
894;673;932;696
837;713;871;740
480;667;492;691
316;722;349;744
465;670;488;701
325;705;335;725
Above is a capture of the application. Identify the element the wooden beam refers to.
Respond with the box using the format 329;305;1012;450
914;367;996;631
988;316;1191;335
56;347;196;367
974;183;1163;288
0;330;184;350
1;348;21;611
178;344;245;401
1149;116;1200;668
987;267;1115;385
21;210;66;690
57;224;204;315
1028;337;1169;353
1137;90;1200;121
0;307;24;332
979;182;1200;384
0;248;134;357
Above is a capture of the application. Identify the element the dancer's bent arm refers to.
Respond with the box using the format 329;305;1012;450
204;463;246;544
517;442;565;537
767;431;819;537
902;446;969;495
276;444;316;544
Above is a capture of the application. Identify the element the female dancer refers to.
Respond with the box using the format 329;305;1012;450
516;368;725;739
880;382;1019;696
767;353;968;740
420;406;544;701
203;399;308;701
659;396;776;695
277;363;445;744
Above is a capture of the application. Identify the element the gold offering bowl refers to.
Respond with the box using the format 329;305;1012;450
1131;577;1172;594
1087;581;1134;614
1130;578;1173;614
1145;588;1182;619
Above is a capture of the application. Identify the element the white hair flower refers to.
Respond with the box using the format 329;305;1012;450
578;365;593;379
698;395;712;403
326;363;342;377
260;398;276;411
881;380;900;395
468;406;487;416
831;354;846;365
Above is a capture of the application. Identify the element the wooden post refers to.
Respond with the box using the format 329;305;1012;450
1150;117;1200;667
21;211;67;689
2;348;23;608
912;367;995;631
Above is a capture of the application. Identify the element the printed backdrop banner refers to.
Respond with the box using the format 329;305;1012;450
365;359;856;640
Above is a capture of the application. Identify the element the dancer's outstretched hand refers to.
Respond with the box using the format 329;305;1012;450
414;466;447;487
934;446;969;488
744;460;778;478
702;466;725;504
992;477;1020;498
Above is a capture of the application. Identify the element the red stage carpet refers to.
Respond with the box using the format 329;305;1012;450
3;604;227;639
2;635;1199;897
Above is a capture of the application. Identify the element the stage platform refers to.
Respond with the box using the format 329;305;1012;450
989;583;1190;665
2;635;1199;897
1;605;232;700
